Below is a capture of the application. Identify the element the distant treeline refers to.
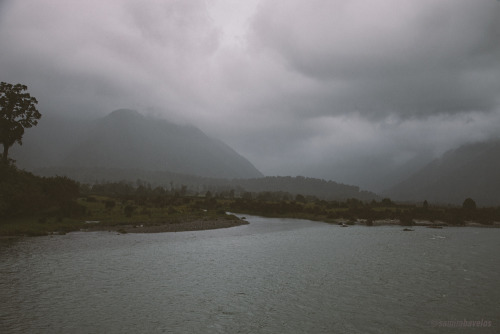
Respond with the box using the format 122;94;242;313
35;167;378;202
83;180;500;226
229;176;376;201
229;197;500;226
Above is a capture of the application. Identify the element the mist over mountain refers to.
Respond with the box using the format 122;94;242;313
11;110;500;205
9;113;90;170
302;150;434;193
385;140;500;206
11;109;379;201
12;109;263;179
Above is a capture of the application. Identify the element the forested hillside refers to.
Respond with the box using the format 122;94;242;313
386;140;500;206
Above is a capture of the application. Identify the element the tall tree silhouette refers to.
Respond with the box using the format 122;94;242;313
0;82;41;163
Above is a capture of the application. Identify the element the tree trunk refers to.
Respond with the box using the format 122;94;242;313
2;144;9;163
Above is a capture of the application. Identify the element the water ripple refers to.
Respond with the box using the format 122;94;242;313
1;219;499;333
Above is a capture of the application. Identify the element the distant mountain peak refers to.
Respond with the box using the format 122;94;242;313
58;109;263;179
12;108;263;179
107;109;143;119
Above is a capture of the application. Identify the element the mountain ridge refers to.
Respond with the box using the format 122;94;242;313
12;109;263;179
34;166;379;201
385;140;500;206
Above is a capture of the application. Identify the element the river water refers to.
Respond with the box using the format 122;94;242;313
1;215;499;333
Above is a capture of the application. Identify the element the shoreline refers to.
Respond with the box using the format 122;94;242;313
327;218;500;228
2;215;499;239
0;215;249;238
86;218;249;234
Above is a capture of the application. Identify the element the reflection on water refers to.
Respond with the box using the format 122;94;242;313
1;215;499;333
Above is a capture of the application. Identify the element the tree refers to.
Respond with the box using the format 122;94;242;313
124;204;135;218
462;198;477;210
381;198;394;207
0;82;41;163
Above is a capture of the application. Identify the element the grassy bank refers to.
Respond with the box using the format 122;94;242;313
0;195;245;237
2;165;499;237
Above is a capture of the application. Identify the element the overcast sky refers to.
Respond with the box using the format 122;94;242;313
1;0;500;190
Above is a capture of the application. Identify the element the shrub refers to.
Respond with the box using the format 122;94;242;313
124;205;135;218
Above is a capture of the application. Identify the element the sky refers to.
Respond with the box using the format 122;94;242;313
1;0;500;191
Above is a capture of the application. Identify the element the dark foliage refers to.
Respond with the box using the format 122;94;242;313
0;163;82;219
79;180;500;225
462;198;477;210
0;82;41;163
36;167;380;202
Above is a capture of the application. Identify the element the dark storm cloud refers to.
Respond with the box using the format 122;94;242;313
250;0;500;119
0;0;219;119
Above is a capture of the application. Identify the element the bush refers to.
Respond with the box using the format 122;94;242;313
124;205;135;218
462;198;477;210
104;200;116;209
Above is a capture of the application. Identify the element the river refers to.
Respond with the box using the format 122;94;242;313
1;215;499;333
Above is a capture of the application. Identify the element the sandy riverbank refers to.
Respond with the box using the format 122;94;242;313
85;217;249;234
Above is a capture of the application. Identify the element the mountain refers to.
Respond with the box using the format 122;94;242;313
12;109;263;179
385;140;500;206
